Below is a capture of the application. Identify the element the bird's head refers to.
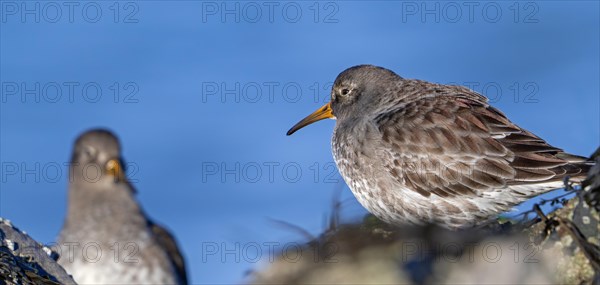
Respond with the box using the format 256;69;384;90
287;65;403;135
70;129;127;186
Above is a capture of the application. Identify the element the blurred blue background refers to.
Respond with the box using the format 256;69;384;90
1;1;598;284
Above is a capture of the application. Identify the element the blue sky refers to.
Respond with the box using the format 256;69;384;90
1;1;598;284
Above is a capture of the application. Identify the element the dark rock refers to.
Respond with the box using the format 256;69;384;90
0;218;76;285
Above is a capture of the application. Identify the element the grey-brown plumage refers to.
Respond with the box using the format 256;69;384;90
287;65;593;228
56;129;187;284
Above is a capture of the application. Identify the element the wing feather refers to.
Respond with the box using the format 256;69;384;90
374;83;590;198
149;221;188;285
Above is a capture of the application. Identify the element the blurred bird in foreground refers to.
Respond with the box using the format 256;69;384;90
288;65;594;229
56;129;187;284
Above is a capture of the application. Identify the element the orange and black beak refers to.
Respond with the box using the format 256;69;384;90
286;102;335;136
106;159;126;182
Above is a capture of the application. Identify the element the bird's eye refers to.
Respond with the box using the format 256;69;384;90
341;88;350;96
84;146;96;158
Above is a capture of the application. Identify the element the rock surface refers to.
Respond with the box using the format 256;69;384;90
0;218;76;285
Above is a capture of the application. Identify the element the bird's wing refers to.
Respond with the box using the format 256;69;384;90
374;85;589;198
149;221;188;285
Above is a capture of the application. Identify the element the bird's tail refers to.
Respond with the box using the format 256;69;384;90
554;149;597;183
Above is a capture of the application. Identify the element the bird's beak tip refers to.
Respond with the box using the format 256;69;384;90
287;103;334;136
106;159;126;182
